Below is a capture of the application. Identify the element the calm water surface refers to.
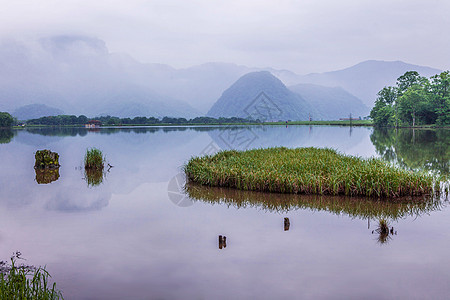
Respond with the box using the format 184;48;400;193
0;126;449;299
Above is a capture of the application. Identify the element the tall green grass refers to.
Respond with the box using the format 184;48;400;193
0;255;63;299
185;147;440;198
84;148;104;170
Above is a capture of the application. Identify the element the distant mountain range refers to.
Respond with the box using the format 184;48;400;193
13;104;64;120
294;60;441;107
0;35;443;120
207;72;369;121
288;84;369;120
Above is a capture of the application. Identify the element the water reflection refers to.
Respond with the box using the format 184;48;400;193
22;126;220;137
2;126;450;299
372;219;397;245
83;168;105;187
371;128;450;175
185;183;445;221
25;127;88;137
0;129;15;144
207;125;370;152
35;168;60;184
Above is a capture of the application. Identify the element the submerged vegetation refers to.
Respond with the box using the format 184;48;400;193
0;253;63;299
185;147;441;198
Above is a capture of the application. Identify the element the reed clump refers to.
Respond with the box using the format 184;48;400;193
0;254;63;299
185;147;439;198
84;148;104;170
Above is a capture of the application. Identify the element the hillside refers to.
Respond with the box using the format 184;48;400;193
13;104;64;120
207;72;321;121
0;36;200;118
295;60;441;107
289;84;370;119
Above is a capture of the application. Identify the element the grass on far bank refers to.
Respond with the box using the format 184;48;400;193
185;147;442;198
272;120;373;126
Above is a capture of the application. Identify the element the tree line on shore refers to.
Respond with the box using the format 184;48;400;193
25;115;255;126
370;71;449;127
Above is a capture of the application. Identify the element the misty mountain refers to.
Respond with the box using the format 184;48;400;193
289;84;370;119
0;36;200;118
207;71;321;121
294;60;441;107
0;36;443;118
13;104;64;120
125;61;301;112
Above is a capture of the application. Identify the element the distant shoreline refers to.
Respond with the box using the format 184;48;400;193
10;120;450;129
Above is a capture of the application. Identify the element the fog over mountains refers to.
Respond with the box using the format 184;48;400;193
288;84;369;120
0;35;442;120
296;60;441;107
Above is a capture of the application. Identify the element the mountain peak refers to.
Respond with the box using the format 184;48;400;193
207;71;319;121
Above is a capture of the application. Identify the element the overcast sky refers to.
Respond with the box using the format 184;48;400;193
0;0;449;74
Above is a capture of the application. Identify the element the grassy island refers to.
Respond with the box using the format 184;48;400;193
185;147;441;198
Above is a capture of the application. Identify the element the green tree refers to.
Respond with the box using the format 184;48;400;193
0;112;14;127
370;86;397;126
397;86;429;126
78;115;88;124
429;71;450;125
396;71;428;95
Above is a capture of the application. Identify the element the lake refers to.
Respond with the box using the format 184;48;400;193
0;126;449;299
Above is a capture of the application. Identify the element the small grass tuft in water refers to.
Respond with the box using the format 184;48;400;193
375;219;392;244
0;253;63;299
84;148;104;170
185;147;439;198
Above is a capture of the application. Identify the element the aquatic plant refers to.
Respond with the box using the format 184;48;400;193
374;219;394;244
0;253;63;299
84;148;104;170
185;147;440;198
35;150;60;169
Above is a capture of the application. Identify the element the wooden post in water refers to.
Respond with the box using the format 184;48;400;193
219;235;227;249
284;217;290;231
